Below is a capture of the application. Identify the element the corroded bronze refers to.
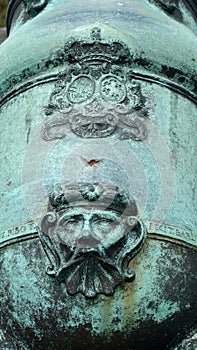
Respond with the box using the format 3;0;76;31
39;183;146;297
0;1;196;349
43;28;147;141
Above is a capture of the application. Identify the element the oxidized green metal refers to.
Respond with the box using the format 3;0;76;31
39;182;146;297
0;1;196;349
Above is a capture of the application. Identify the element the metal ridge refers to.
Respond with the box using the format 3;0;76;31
185;0;197;16
0;69;196;108
6;0;23;35
0;221;196;250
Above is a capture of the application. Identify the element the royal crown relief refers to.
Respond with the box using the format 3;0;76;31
42;28;148;141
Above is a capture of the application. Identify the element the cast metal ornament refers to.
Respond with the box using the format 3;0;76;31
148;0;197;25
39;183;147;298
42;28;147;141
149;0;179;15
23;0;49;17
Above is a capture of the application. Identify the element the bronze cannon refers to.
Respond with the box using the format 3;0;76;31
0;0;196;349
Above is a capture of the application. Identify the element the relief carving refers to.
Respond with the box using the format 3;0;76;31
42;28;147;141
39;183;146;298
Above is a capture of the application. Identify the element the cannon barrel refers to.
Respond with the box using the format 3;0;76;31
0;1;196;349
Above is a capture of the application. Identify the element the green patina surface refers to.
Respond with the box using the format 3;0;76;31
1;0;197;100
0;1;196;349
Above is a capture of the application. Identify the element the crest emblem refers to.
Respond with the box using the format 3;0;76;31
42;28;147;141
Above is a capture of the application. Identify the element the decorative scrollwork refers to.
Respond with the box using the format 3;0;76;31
39;183;147;298
42;28;148;141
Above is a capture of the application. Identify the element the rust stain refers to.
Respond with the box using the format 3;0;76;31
81;157;102;167
88;159;101;167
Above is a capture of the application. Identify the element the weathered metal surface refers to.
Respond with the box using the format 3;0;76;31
6;0;49;35
0;239;196;349
1;0;197;101
0;0;196;349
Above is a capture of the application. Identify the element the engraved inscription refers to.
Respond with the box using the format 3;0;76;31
146;221;196;245
0;222;38;248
